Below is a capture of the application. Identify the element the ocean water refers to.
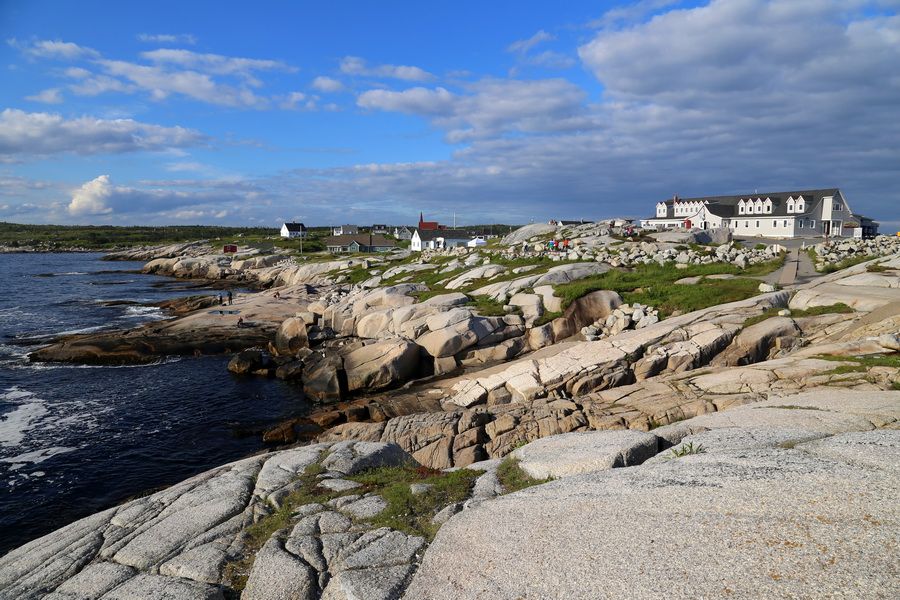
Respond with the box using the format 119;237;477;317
0;253;309;555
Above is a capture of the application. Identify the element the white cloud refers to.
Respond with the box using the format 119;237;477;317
358;86;456;116
279;91;319;110
507;30;554;54
25;88;64;104
340;56;435;81
14;39;299;109
66;174;253;219
311;76;345;93
358;78;593;141
139;48;296;84
69;175;114;215
7;38;99;60
137;33;197;45
0;109;205;161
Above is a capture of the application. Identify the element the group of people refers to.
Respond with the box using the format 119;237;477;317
217;291;234;306
547;238;572;252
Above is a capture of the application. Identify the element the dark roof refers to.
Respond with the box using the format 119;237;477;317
282;222;306;231
656;188;840;219
324;234;396;248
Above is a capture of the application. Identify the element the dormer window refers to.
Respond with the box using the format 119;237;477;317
738;200;745;215
796;195;805;212
764;199;772;213
787;198;795;212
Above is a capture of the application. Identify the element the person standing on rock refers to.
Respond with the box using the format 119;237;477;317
237;316;244;327
218;293;223;305
227;290;233;305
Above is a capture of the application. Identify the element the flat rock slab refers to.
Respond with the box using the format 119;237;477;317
512;430;659;479
406;428;900;599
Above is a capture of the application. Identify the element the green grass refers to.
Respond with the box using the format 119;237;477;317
224;461;482;592
533;310;563;326
866;264;890;273
467;294;512;316
224;462;340;591
892;381;900;391
817;354;900;369
742;303;854;327
668;441;706;458
496;457;552;493
816;254;875;274
552;259;784;312
348;466;482;540
624;277;761;317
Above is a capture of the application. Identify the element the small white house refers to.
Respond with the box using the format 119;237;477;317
411;228;484;251
394;226;413;240
333;224;359;236
280;222;307;238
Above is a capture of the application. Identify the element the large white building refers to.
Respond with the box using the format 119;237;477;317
640;189;878;239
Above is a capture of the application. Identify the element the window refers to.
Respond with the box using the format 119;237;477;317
745;221;749;228
784;220;788;227
833;203;841;211
810;220;815;228
799;220;804;228
738;201;745;215
787;200;795;212
774;220;778;227
756;220;760;228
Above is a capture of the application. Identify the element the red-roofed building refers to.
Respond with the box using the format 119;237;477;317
418;212;444;231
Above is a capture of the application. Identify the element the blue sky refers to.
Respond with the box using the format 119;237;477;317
1;0;898;229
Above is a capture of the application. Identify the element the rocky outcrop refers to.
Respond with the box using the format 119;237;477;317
272;317;309;357
0;441;425;600
405;391;900;600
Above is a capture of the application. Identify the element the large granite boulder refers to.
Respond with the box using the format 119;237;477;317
512;430;659;479
342;339;420;392
272;316;309;356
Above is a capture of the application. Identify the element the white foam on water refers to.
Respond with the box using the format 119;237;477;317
0;446;77;469
0;388;48;447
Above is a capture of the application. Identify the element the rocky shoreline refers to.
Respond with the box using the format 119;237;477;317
5;227;900;598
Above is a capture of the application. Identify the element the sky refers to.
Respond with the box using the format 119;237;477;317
1;0;899;229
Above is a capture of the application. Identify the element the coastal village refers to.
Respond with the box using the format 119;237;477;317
2;186;899;599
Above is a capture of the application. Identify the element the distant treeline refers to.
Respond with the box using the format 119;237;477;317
0;222;280;248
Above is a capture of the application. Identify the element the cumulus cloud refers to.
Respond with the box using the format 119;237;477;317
137;33;197;45
340;56;435;81
69;175;114;215
67;174;252;219
311;76;345;93
0;109;205;161
25;88;64;104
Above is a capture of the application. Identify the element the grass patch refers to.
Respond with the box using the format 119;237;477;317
816;254;875;274
764;405;826;411
224;462;343;591
892;381;900;391
825;365;868;375
668;441;706;458
496;456;552;493
348;465;481;540
866;264;890;273
817;354;900;369
552;259;783;313
533;310;563;327
467;294;512;316
625;277;761;317
224;461;482;592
